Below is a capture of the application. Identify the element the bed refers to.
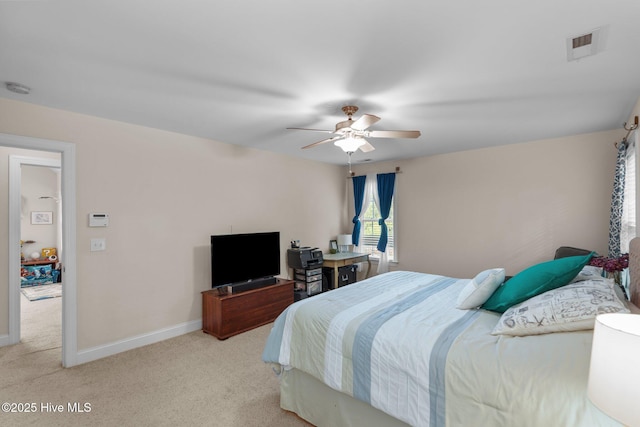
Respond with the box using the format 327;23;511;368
263;242;640;427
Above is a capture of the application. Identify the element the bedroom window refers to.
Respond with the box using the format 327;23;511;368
621;136;637;252
359;189;396;262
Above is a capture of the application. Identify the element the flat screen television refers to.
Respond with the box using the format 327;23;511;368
210;231;280;287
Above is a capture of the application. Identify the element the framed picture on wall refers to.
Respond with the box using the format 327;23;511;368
31;211;53;225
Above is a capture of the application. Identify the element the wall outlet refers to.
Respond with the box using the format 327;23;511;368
90;238;106;251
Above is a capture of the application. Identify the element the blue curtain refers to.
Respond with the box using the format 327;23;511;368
608;140;627;258
376;173;396;252
351;175;366;245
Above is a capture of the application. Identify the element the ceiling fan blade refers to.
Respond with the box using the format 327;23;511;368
350;114;381;131
359;140;376;153
367;130;421;139
302;135;345;149
287;127;335;133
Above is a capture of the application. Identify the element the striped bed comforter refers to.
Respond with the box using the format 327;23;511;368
262;271;620;427
263;271;475;426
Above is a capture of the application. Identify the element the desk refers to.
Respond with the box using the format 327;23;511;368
322;252;371;289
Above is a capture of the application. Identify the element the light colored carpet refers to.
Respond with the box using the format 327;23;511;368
20;283;62;301
0;294;311;426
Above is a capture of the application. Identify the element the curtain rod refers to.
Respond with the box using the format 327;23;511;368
614;116;638;148
347;166;401;178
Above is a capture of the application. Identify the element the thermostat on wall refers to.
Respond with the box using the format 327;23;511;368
89;212;109;227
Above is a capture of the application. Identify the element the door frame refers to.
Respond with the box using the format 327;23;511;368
11;156;61;342
3;132;77;367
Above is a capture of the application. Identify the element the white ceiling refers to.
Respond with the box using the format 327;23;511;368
1;1;639;165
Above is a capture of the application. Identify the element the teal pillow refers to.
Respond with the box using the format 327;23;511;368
481;252;594;313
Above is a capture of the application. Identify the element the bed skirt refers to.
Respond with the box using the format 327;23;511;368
280;368;409;427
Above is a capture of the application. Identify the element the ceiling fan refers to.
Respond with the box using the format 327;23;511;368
287;106;421;153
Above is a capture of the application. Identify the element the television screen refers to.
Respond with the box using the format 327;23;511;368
210;231;280;287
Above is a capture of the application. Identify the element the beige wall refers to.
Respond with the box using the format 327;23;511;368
350;129;625;279
0;98;345;349
1;95;636;358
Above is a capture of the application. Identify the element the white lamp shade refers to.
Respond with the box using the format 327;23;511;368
334;137;365;152
337;234;352;246
588;313;640;426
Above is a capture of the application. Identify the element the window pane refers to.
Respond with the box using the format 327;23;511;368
359;195;395;261
621;141;637;253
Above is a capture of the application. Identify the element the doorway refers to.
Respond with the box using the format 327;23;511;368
17;159;62;356
2;132;78;367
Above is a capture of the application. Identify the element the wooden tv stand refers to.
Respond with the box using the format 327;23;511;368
201;278;294;340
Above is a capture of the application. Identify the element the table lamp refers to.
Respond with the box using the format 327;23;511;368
588;313;640;427
337;234;352;253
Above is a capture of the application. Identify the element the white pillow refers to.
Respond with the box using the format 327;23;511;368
456;268;505;309
569;265;605;283
491;279;629;336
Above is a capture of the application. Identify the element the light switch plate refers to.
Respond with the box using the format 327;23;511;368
90;238;106;251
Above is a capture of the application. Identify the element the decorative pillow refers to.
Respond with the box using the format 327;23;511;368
491;279;629;336
456;268;505;309
481;252;594;313
570;265;605;283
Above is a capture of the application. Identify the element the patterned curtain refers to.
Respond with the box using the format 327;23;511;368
608;140;628;257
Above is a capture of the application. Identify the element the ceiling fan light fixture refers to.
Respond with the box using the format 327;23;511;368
334;136;365;152
292;104;420;152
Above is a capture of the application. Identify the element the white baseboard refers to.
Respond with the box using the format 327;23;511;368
76;319;202;365
0;334;10;347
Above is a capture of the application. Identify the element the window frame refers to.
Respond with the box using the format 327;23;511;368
358;186;397;263
621;134;637;253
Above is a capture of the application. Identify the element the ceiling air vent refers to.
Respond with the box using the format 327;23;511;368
567;28;601;61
